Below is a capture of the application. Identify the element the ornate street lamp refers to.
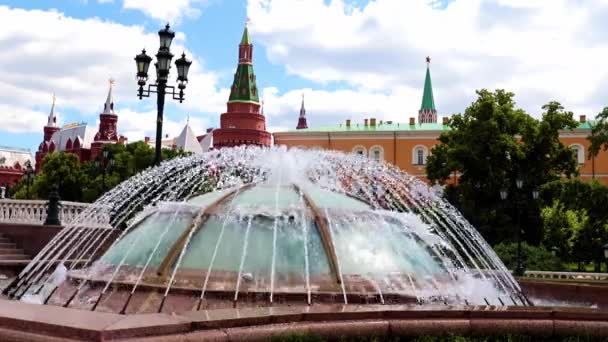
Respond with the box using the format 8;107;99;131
24;160;35;199
532;188;540;200
500;188;508;201
514;176;525;277
134;24;192;165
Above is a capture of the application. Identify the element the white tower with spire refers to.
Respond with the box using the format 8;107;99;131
103;78;115;114
47;93;57;127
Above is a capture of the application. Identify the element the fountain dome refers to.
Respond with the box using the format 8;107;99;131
7;146;529;313
92;183;448;308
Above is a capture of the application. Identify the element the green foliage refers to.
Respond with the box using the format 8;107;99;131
540;200;589;261
540;179;608;269
426;90;578;245
494;242;563;271
15;142;189;202
588;107;608;158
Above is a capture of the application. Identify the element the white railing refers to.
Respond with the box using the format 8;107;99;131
524;270;608;281
0;199;110;226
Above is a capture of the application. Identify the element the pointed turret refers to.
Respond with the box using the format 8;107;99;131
230;19;258;104
103;78;115;114
214;19;271;148
176;121;203;154
92;78;119;160
296;93;308;130
418;56;437;124
47;93;57;127
37;93;61;172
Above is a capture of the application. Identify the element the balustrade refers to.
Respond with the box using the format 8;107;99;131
524;270;608;282
0;199;109;226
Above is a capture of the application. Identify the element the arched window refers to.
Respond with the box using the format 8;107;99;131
412;145;428;165
352;145;366;157
570;144;585;164
369;145;384;162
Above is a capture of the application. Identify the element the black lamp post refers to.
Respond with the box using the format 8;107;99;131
603;243;608;272
96;150;115;193
134;24;192;166
514;176;525;277
24;161;35;199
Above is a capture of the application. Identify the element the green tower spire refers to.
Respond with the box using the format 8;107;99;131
420;57;436;111
241;24;251;45
228;22;259;104
418;56;438;124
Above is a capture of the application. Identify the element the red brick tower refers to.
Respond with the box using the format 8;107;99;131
296;93;308;130
91;79;119;160
213;22;271;148
35;94;60;172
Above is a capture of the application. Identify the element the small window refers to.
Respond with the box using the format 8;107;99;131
369;145;384;162
412;145;428;165
352;145;366;157
417;149;424;165
570;144;585;164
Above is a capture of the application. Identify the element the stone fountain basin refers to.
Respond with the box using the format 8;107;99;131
0;299;608;341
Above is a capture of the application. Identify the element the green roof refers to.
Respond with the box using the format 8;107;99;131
282;122;450;133
420;66;436;111
279;121;593;134
228;63;259;104
240;26;250;45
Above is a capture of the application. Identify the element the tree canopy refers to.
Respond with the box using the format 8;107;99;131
11;142;191;202
426;89;579;244
589;107;608;159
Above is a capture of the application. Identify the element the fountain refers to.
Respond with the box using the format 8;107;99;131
4;146;529;314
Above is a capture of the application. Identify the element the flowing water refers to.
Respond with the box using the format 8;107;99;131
5;146;529;312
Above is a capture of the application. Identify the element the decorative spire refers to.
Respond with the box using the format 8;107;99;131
103;78;115;115
296;93;308;129
47;93;57;127
241;17;251;45
186;114;190;126
299;93;306;118
419;57;437;124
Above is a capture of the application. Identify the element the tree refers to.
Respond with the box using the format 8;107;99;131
13;142;192;202
14;153;88;201
589;107;608;160
541;179;608;271
426;90;578;244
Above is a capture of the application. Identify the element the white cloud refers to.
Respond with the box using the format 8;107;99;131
0;6;226;135
117;108;210;142
122;0;205;23
248;0;608;121
0;103;48;133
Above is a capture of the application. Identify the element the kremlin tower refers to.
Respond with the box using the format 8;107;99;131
35;94;60;172
91;79;119;160
213;21;271;148
35;80;124;172
296;94;308;130
418;56;437;124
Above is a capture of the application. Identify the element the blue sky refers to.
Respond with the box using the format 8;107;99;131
0;0;607;154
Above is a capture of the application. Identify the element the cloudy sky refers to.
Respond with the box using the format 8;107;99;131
1;0;608;152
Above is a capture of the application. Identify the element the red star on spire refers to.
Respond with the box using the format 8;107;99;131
426;56;431;64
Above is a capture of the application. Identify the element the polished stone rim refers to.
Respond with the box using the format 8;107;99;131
0;299;607;341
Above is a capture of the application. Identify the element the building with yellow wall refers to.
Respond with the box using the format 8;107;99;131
273;59;607;185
